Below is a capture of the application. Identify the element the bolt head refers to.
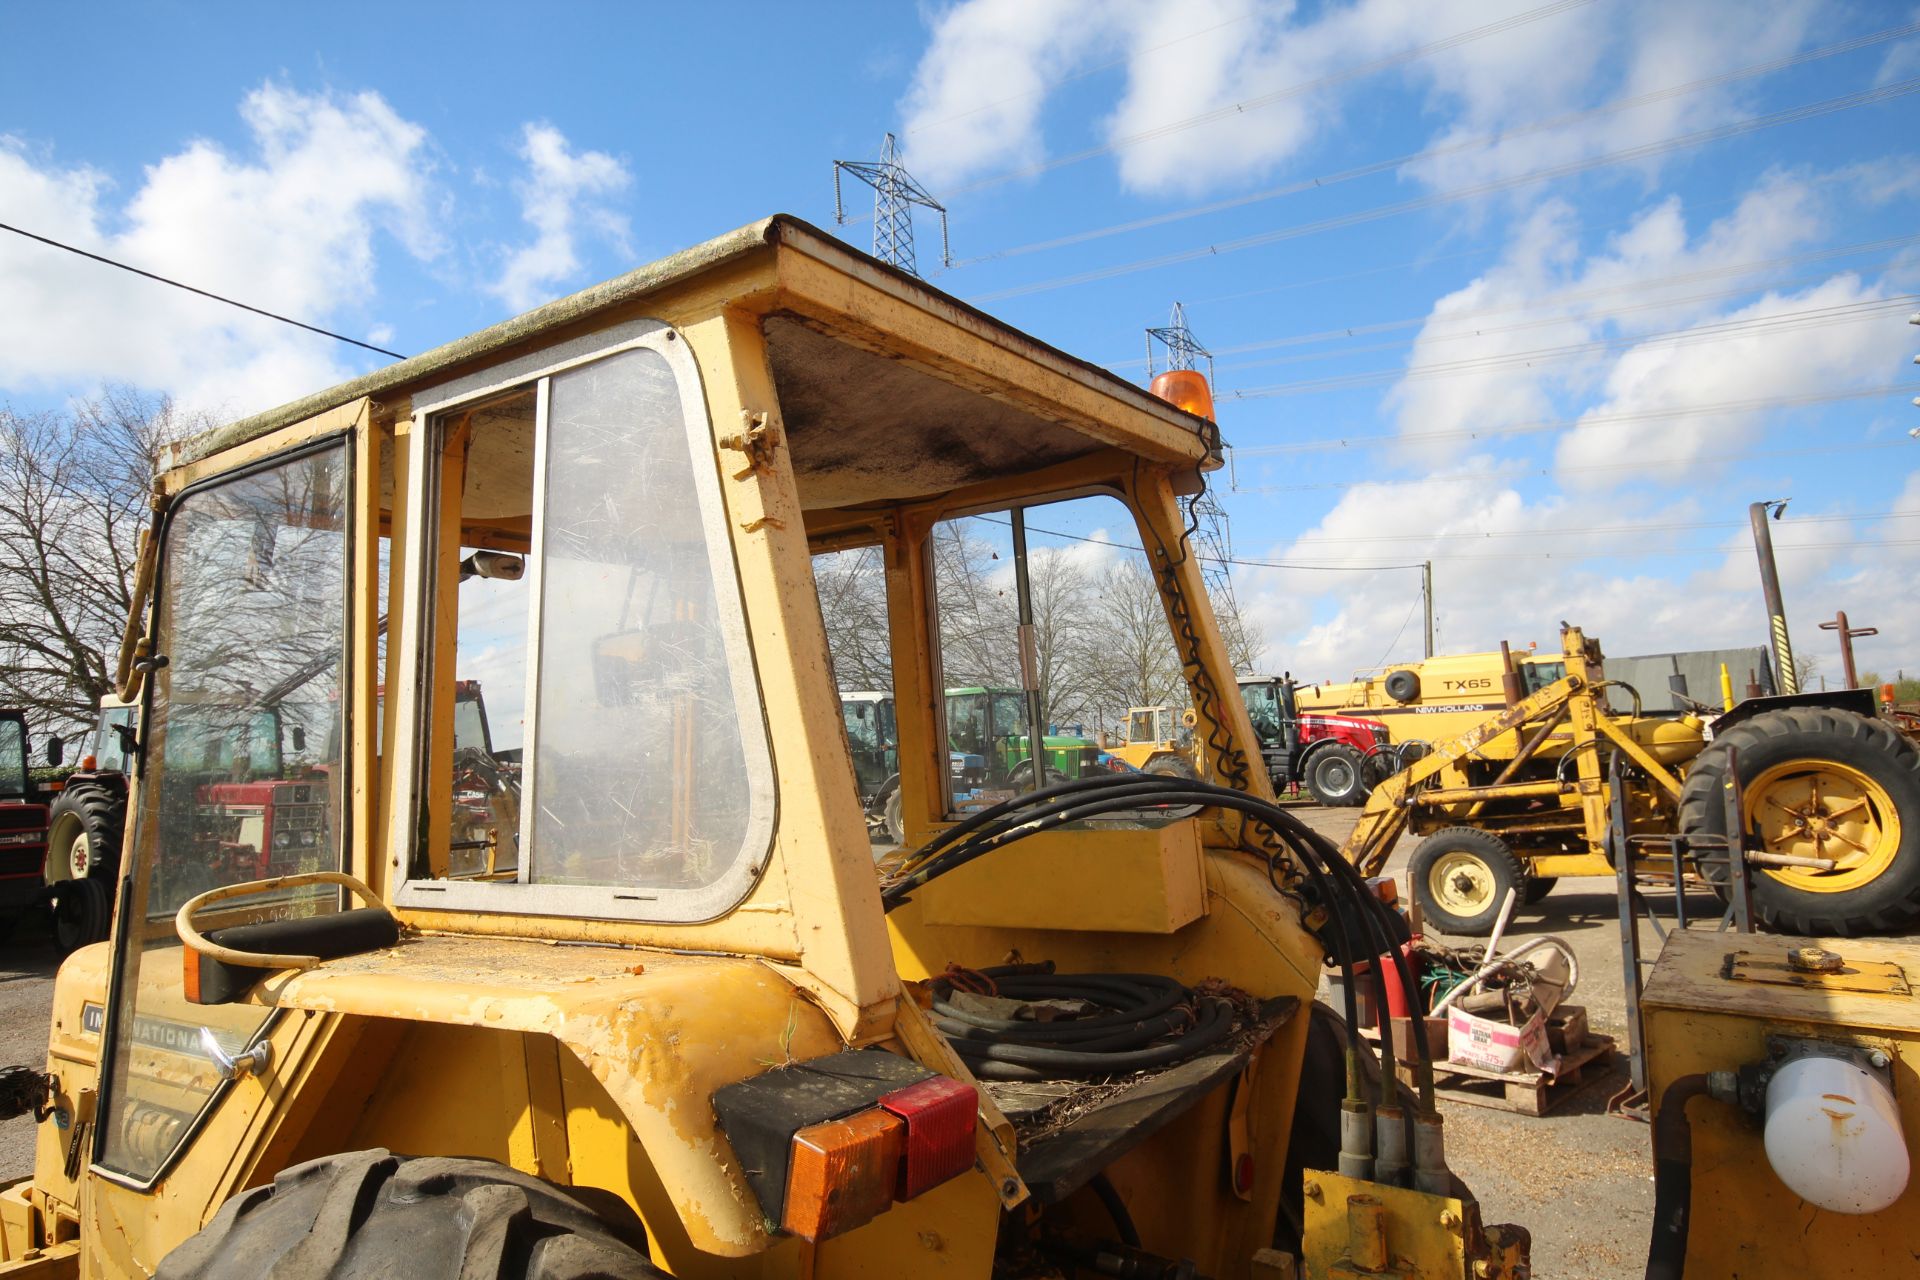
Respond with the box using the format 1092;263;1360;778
1787;946;1844;974
1304;1180;1322;1202
1439;1209;1461;1230
1870;1050;1892;1070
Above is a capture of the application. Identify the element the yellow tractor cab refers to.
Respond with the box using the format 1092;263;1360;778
0;215;1532;1279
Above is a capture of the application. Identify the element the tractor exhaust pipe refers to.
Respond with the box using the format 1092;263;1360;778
1750;500;1797;694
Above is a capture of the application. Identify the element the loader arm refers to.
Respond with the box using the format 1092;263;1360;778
1340;676;1583;876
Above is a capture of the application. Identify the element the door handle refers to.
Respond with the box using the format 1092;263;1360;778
200;1027;272;1082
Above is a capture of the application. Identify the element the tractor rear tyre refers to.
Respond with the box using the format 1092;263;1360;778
48;876;111;955
1677;707;1920;936
157;1149;661;1280
46;783;125;886
1409;828;1525;936
1144;753;1199;780
1305;744;1368;807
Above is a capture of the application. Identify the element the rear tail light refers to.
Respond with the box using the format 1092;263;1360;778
879;1075;976;1199
713;1049;983;1244
784;1109;906;1241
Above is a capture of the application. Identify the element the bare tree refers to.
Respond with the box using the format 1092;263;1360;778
1084;559;1186;727
0;388;189;735
813;545;893;692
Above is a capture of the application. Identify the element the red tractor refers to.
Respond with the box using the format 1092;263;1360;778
0;709;52;940
1237;673;1394;806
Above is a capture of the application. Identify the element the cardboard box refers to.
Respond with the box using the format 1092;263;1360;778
1447;1006;1556;1074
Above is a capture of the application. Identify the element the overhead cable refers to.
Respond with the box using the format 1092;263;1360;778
1227;439;1911;493
0;220;406;360
937;0;1599;200
1229;382;1920;455
965;76;1920;304
1228;294;1918;397
1108;232;1920;371
960;20;1920;268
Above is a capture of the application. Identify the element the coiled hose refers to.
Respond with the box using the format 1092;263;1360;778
931;969;1237;1081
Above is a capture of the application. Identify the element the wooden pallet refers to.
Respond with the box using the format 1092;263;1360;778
1417;1034;1615;1116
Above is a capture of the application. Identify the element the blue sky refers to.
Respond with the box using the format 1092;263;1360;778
4;0;1920;687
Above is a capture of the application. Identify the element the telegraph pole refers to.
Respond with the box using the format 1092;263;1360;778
833;133;951;277
1750;499;1797;694
1423;561;1435;658
1819;611;1878;689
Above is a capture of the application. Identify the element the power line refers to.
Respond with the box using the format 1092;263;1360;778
939;0;1598;201
1227;293;1918;398
1110;231;1920;372
833;133;952;276
0;219;406;360
1227;439;1912;493
902;12;1259;140
1230;381;1920;455
959;20;1920;269
1288;510;1920;546
965;76;1920;304
1211;259;1910;378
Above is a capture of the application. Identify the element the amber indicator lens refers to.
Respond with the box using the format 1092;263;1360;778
879;1076;977;1198
782;1108;905;1241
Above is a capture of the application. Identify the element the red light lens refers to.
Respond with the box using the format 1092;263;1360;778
879;1075;977;1199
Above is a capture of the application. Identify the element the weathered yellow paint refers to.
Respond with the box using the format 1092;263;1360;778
1300;1171;1472;1279
20;216;1495;1279
1642;931;1920;1278
912;821;1208;933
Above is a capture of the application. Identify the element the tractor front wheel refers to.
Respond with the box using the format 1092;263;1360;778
1305;744;1368;807
158;1149;662;1280
1678;707;1920;935
1409;827;1526;936
1144;753;1199;780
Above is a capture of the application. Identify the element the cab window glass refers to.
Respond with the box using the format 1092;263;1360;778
100;439;349;1183
0;718;24;799
930;494;1182;812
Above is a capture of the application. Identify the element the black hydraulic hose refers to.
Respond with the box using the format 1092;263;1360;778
902;772;1145;866
1090;1173;1142;1248
905;780;1402;1080
1645;1074;1710;1280
886;773;1399;1083
946;995;1236;1081
934;973;1189;1040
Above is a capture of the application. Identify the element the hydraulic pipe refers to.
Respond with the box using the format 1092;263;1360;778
1645;1074;1712;1280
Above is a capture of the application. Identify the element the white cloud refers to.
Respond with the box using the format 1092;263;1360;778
898;0;1123;190
488;124;632;313
0;83;438;418
1384;171;1860;471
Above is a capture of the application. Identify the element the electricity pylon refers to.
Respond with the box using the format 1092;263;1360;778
833;133;951;278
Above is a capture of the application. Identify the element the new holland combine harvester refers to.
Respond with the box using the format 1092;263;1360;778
0;216;1915;1279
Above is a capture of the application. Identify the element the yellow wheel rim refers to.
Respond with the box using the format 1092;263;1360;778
1427;850;1497;918
1746;760;1901;894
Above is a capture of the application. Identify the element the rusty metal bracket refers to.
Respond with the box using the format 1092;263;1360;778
719;409;782;480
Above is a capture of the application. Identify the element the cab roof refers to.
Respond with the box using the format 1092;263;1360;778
166;216;1222;500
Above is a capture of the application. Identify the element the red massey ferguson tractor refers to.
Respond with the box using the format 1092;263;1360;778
0;709;52;939
1236;674;1394;806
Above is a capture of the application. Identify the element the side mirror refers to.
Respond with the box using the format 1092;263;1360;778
290;726;307;753
45;735;64;768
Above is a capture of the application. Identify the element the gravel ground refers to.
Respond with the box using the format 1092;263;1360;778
0;912;59;1183
0;809;1689;1273
1295;804;1682;1280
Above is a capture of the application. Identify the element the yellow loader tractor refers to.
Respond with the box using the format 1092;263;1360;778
1106;706;1199;778
0;216;1530;1279
1342;625;1920;937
